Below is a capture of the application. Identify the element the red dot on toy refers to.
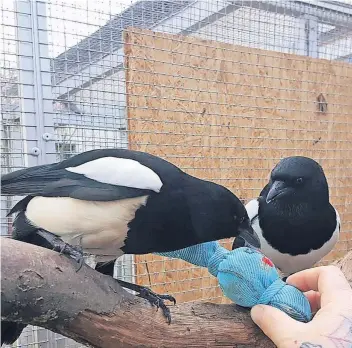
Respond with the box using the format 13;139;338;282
262;256;274;267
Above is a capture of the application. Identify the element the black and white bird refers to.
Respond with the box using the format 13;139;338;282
232;156;340;279
1;148;260;345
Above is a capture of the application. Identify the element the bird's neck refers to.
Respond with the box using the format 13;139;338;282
262;195;329;217
186;186;237;243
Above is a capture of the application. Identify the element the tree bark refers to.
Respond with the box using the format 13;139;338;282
2;238;352;348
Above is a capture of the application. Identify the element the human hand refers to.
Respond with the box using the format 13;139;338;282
250;265;352;348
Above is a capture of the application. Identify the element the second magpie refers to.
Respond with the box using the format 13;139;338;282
232;156;340;278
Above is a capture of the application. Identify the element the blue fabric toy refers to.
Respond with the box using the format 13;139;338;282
155;242;312;323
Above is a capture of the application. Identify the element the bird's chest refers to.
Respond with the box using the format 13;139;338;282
257;231;338;276
259;211;334;252
256;206;339;275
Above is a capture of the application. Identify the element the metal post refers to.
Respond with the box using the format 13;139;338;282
304;14;318;58
16;0;56;168
14;1;56;345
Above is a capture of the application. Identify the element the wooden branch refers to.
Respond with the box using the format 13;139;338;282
2;239;352;348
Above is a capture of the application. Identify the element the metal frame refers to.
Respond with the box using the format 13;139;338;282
234;0;352;29
51;1;226;99
2;0;351;346
16;0;56;167
304;14;319;58
52;0;352;102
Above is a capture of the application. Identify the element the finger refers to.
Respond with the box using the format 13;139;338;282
286;266;350;304
250;304;303;344
304;290;321;313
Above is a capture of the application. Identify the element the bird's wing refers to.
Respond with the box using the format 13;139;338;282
244;181;270;222
1;156;162;202
334;206;341;234
245;198;259;222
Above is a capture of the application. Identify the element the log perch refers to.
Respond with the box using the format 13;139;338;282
1;238;351;348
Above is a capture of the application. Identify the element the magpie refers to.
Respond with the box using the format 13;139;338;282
232;156;340;279
1;148;260;345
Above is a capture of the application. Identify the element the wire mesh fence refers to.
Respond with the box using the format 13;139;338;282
1;0;352;347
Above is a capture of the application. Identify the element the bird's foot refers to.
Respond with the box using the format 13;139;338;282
116;279;176;324
37;230;84;271
138;287;176;324
54;242;84;271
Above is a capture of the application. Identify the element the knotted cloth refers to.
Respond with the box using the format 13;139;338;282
155;242;312;322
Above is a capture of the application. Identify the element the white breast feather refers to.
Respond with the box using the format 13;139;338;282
66;157;163;192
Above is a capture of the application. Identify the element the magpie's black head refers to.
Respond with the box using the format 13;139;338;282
201;183;261;249
265;156;329;206
181;176;261;249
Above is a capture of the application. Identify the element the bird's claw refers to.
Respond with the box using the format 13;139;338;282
138;287;176;324
36;230;84;271
52;240;84;272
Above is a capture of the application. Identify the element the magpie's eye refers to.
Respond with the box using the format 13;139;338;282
296;177;304;185
235;216;246;224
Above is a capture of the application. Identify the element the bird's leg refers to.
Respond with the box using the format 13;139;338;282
36;230;84;271
116;279;176;324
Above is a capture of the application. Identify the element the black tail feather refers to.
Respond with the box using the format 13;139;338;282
1;321;26;346
95;260;115;277
7;196;33;217
1;164;54;196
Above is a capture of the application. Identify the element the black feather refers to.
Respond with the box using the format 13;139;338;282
8;195;33;216
95;261;115;277
1;165;154;201
1;322;26;345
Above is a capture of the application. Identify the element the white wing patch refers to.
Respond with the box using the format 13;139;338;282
66;157;163;192
245;199;259;221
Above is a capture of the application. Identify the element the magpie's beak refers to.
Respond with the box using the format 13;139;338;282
237;220;261;249
266;180;292;203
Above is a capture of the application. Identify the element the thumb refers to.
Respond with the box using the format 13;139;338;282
251;305;303;344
